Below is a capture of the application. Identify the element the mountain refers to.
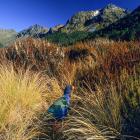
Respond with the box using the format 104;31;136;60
1;4;135;47
17;24;48;38
0;29;17;47
85;4;128;32
60;10;100;33
48;24;64;34
92;5;140;40
38;4;129;46
59;4;128;33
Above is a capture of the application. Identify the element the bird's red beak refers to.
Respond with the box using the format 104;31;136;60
72;86;75;90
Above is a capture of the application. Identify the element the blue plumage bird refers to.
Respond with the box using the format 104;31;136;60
48;85;73;120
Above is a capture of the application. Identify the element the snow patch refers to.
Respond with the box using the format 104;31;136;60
92;10;100;17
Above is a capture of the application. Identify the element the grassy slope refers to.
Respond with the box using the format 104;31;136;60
0;30;17;47
0;38;139;139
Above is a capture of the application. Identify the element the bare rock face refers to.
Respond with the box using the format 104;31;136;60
85;4;128;32
95;5;140;40
60;10;100;33
17;24;48;38
48;24;64;34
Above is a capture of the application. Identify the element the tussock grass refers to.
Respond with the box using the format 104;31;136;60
0;63;65;140
0;64;48;140
61;73;140;139
0;38;139;139
63;84;121;139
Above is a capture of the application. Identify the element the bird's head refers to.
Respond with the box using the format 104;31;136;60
64;85;75;95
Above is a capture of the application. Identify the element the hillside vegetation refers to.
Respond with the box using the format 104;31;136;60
43;31;89;46
0;29;17;47
0;38;139;139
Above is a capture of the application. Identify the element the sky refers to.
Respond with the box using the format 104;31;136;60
0;0;139;31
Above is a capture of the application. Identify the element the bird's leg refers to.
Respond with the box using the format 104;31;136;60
52;120;62;133
61;120;64;128
52;120;57;132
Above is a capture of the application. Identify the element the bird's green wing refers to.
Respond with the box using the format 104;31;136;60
53;97;68;106
48;97;68;113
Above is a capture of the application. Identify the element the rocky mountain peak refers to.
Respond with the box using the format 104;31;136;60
60;10;100;33
102;3;126;13
17;24;48;38
105;4;119;9
28;24;47;31
59;4;128;33
84;4;129;32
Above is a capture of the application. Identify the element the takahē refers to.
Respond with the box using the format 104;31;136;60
48;85;73;120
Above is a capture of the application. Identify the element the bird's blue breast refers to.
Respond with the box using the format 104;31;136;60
64;94;70;105
64;85;72;95
53;106;68;119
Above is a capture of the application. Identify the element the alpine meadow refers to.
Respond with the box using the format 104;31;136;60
0;1;140;140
